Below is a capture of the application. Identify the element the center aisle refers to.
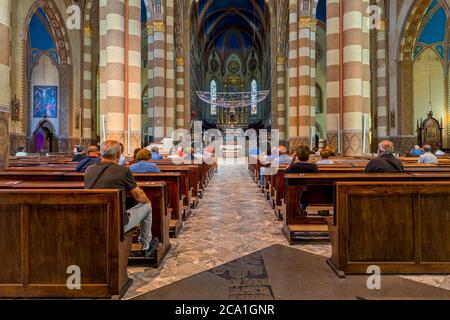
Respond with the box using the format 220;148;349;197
125;163;328;299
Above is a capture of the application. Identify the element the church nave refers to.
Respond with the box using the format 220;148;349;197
125;164;330;299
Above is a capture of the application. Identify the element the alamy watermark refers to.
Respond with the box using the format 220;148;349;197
64;4;384;31
367;265;381;290
66;265;81;290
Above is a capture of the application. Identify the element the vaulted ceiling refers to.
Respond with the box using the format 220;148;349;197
192;0;269;57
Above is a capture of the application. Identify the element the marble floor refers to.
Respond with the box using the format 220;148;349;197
124;163;450;299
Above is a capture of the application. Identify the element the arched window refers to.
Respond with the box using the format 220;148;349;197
251;79;257;115
211;80;217;116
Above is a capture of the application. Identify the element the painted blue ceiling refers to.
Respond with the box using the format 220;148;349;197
141;0;147;23
414;1;448;61
316;0;326;24
29;9;55;51
417;7;447;45
197;0;267;52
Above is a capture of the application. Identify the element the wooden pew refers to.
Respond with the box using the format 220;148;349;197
283;173;413;244
328;181;450;276
0;169;186;238
64;172;184;237
0;189;133;298
8;181;172;268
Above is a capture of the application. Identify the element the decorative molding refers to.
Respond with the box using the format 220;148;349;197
298;16;311;28
153;21;165;32
277;55;286;65
10;95;20;121
176;57;185;66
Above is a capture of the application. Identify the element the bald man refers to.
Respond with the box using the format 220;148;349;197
273;145;292;165
365;140;404;173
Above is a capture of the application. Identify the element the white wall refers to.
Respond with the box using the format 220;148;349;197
413;48;444;130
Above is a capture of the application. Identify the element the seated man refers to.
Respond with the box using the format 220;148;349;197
285;146;318;211
76;146;101;173
259;147;273;186
365;140;404;173
151;146;164;160
419;145;438;164
410;145;423;156
72;145;86;162
316;148;334;164
273;146;292;165
85;140;158;256
130;149;161;173
15;147;27;157
285;146;318;174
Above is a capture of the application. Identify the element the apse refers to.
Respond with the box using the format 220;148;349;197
190;0;271;131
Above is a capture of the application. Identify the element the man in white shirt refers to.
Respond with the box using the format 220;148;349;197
418;145;438;164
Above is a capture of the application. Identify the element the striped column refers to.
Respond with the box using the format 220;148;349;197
0;0;10;168
309;19;317;145
100;0;126;144
147;22;155;139
175;57;185;129
298;16;312;142
82;25;93;142
0;0;10;110
326;0;340;149
342;0;365;156
277;55;286;142
152;20;166;140
287;0;299;145
376;17;388;139
127;0;142;151
165;0;176;137
362;0;371;154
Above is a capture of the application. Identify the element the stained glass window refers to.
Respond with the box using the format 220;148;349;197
251;79;257;115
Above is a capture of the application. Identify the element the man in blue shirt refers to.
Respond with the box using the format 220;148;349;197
130;149;161;173
273;146;292;165
76;146;101;172
410;145;423;156
151;146;164;160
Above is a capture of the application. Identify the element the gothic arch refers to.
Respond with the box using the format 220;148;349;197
23;0;71;66
23;0;73;152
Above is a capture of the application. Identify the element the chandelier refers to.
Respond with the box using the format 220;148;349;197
196;90;270;109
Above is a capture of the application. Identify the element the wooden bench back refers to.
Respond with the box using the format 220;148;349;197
329;181;450;275
0;189;131;298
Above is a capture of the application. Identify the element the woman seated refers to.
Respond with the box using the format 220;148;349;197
130;149;161;173
316;148;334;165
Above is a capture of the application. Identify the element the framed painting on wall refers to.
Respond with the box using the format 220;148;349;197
33;86;58;119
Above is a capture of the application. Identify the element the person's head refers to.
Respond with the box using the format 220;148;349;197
76;145;85;154
320;149;331;160
414;145;420;150
86;146;100;157
378;140;395;155
133;148;141;160
151;146;160;154
100;140;122;163
279;145;287;155
136;148;152;161
327;145;336;154
423;145;432;153
16;147;25;153
295;146;311;162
